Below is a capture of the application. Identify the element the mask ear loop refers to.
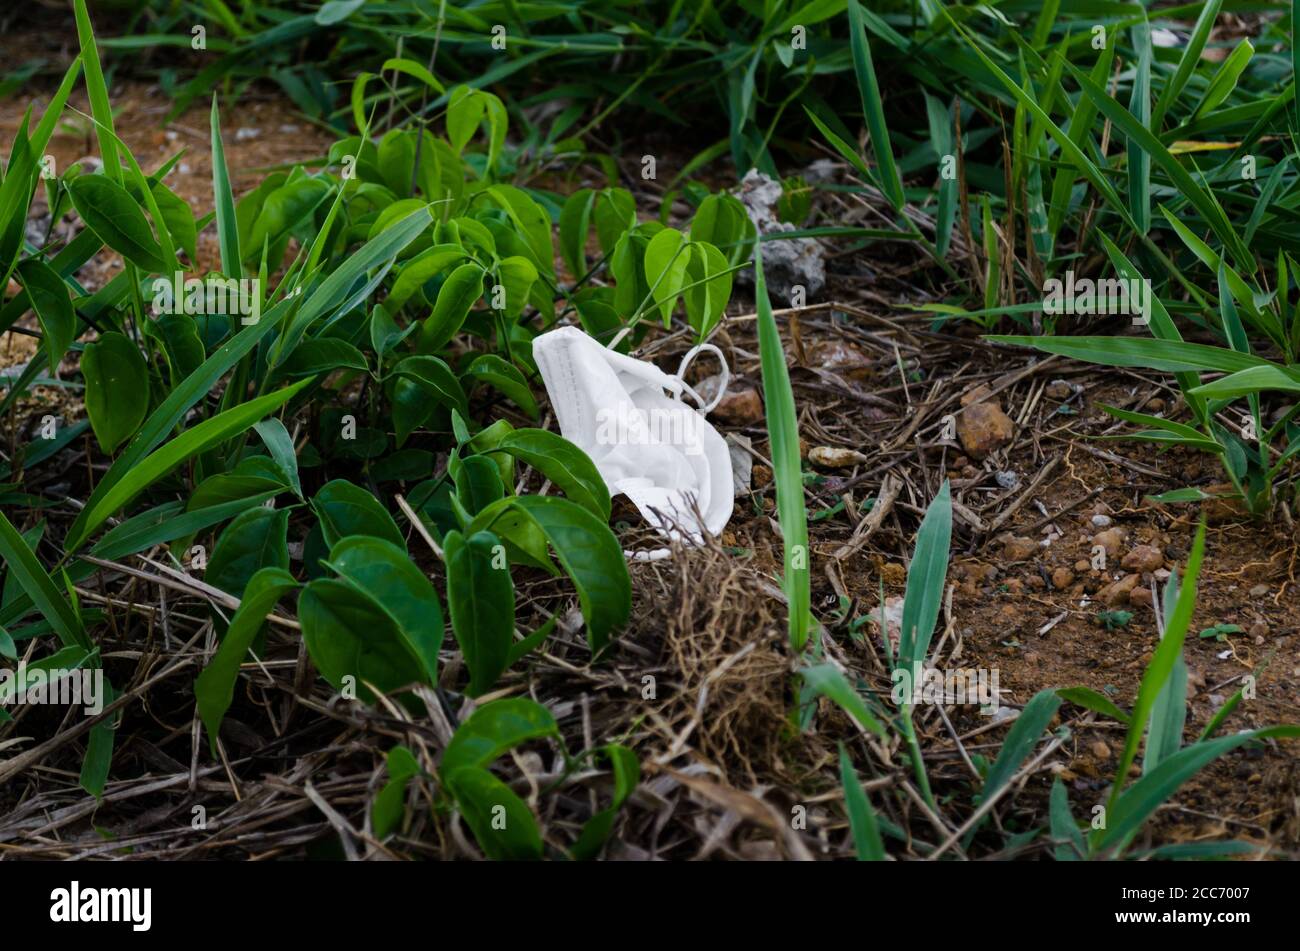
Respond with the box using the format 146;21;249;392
673;342;729;414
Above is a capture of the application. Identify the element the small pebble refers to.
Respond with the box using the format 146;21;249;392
1091;514;1112;528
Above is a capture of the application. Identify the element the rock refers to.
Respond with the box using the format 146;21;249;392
1052;567;1075;590
808;340;873;383
995;470;1019;490
713;386;764;425
1045;380;1073;400
1002;535;1038;561
1090;514;1112;529
752;463;772;488
735;170;825;303
1121;544;1164;573
1101;573;1140;606
1249;584;1269;597
1130;586;1153;609
1090;740;1111;760
1075;559;1092;573
1092;528;1125;558
956;386;1015;459
1249;620;1269;640
809;445;870;468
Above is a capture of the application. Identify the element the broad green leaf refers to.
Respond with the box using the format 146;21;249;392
81;331;148;454
441;697;558;774
68;175;167;273
372;744;421;838
643;228;689;325
299;577;429;703
493;429;610;519
460;353;538;419
445;529;515;696
205;507;290;601
327;535;443;684
420;262;484;352
472;495;629;654
66;295;297;550
312;479;405;550
16;258;76;374
445;766;542;860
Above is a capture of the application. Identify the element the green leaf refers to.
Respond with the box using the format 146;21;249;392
990;335;1274;376
0;509;87;650
460;353;539;419
569;744;640;860
441;697;558;774
420;262;484;352
898;481;952;669
493;429;610;519
69;378;313;550
299;577;429;703
194;567;297;753
16;258;76;374
839;743;885;860
210;95;241;278
394;354;469;419
445;766;543;860
1106;523;1206;824
68;175;167;273
312;479;405;550
980;689;1061;803
276;203;432;365
91;491;279;561
1050;777;1086;860
445;529;515;696
65;295;297;550
326;535;443;685
683;241;732;339
1098;726;1300;853
801;664;887;738
81;332;148;455
847;0;905;210
642;228;689;325
472;495;629;654
1056;686;1131;725
253;417;302;498
754;242;809;651
206;507;290;600
282;337;368;377
372;744;421;838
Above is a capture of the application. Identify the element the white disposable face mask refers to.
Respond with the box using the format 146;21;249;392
533;326;734;553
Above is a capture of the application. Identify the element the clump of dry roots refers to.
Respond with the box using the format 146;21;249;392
628;534;794;788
